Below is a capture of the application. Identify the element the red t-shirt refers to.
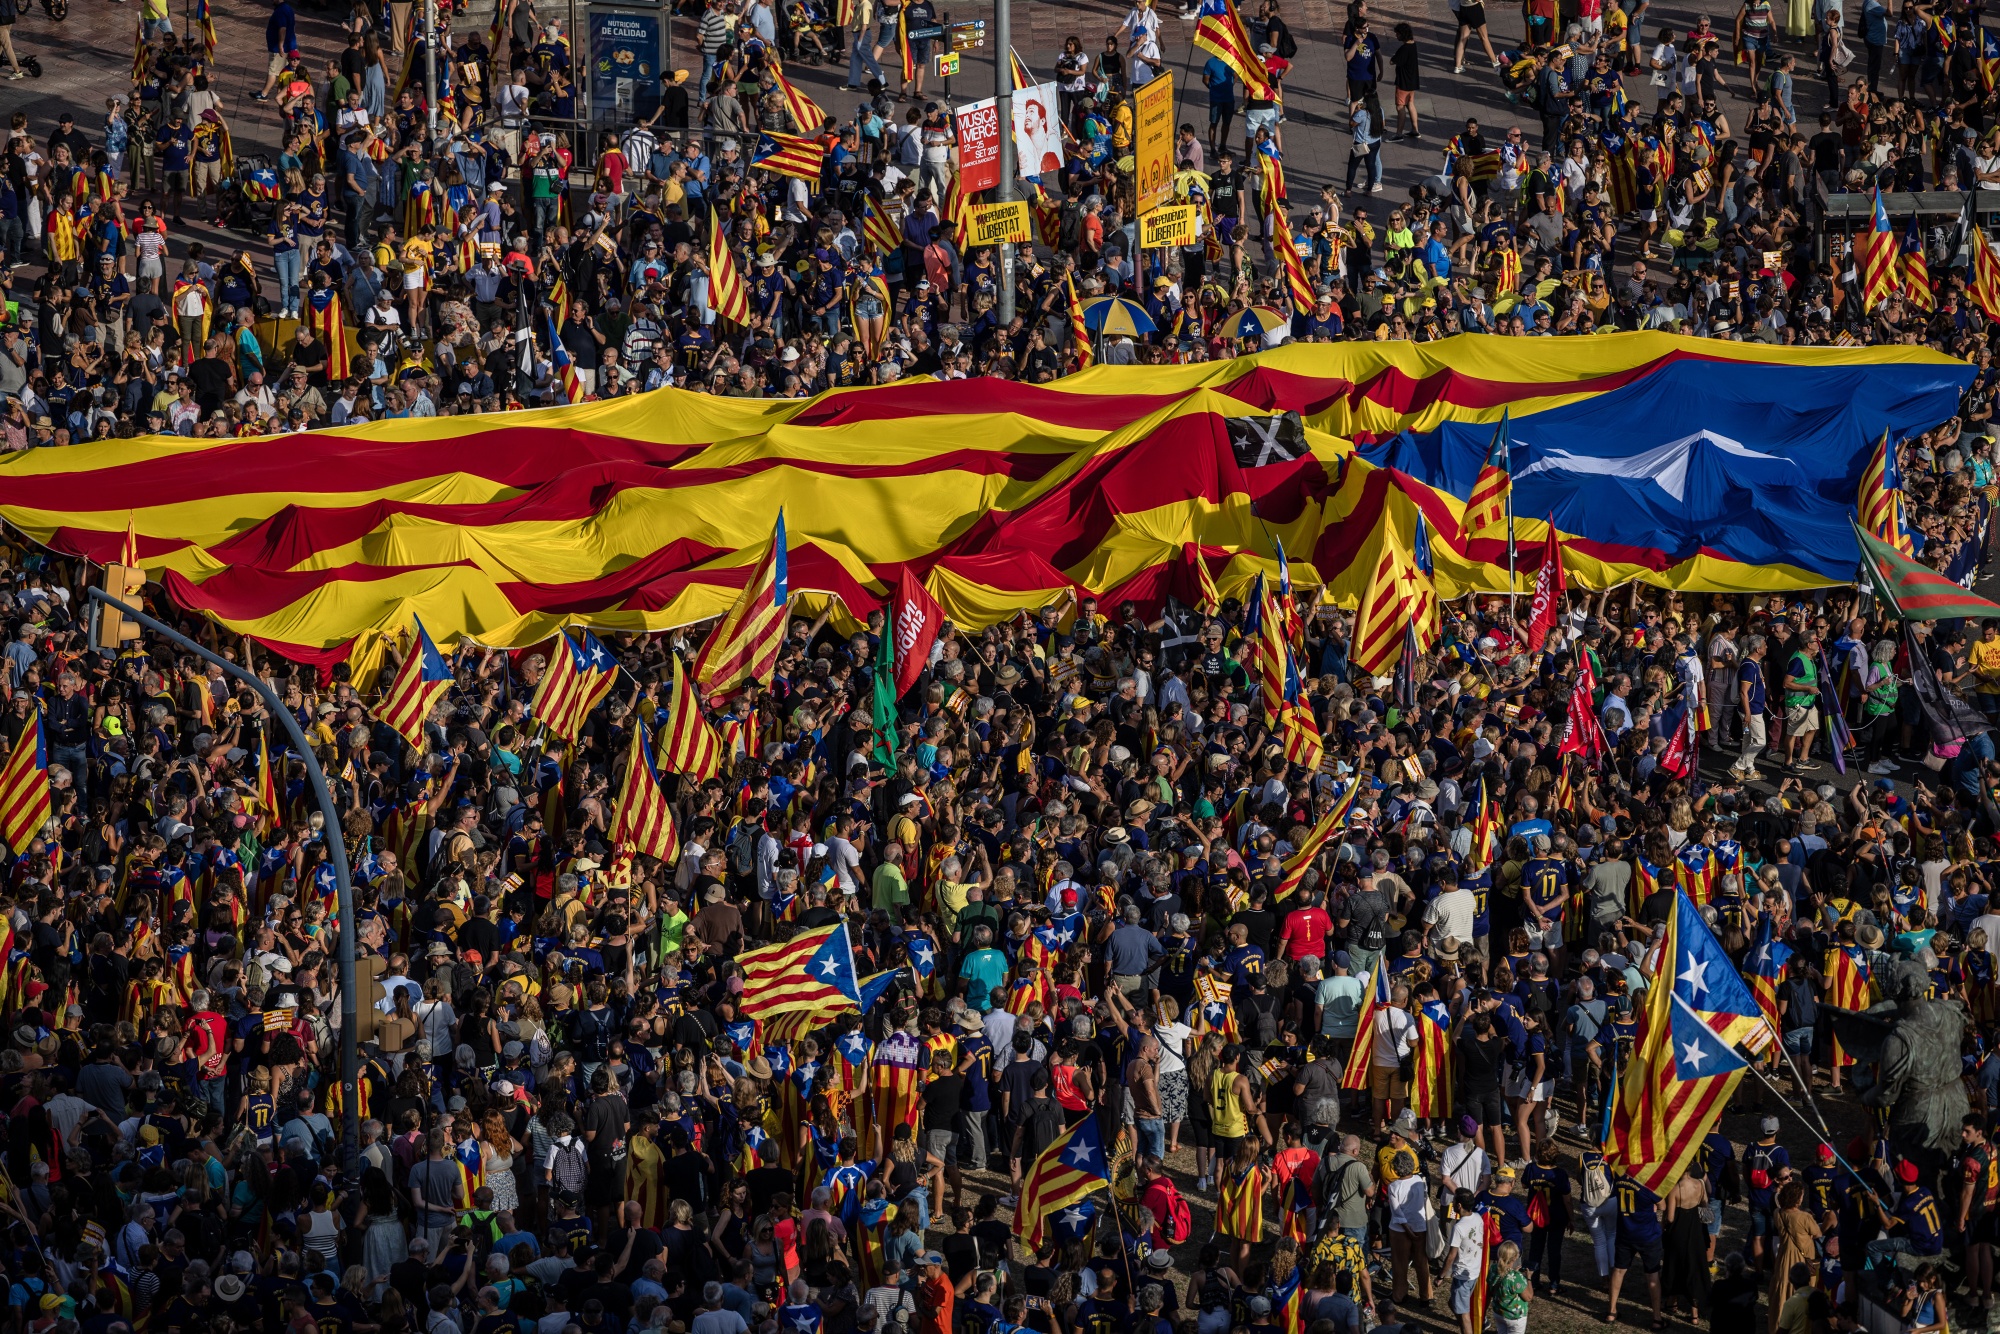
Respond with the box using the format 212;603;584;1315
188;1009;229;1078
916;1272;956;1334
1277;905;1332;961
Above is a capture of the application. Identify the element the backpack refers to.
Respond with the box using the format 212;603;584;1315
1582;1160;1613;1209
1243;990;1280;1046
550;1138;588;1194
1745;1143;1775;1192
572;1005;612;1063
1060;201;1084;252
1153;1176;1193;1243
730;822;759;877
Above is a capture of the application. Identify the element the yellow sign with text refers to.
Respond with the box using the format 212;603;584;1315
969;201;1032;246
1133;71;1176;216
1140;205;1198;249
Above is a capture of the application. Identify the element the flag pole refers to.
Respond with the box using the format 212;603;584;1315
1735;1057;1889;1212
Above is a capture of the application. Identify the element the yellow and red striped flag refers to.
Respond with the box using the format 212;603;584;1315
1463;411;1512;542
1350;535;1419;678
1013;1107;1110;1248
707;210;753;327
692;511;789;695
0;706;52;854
1856;188;1900;312
1858;429;1913;556
1338;958;1390;1091
895;6;916;82
1973;223;2000;322
752;131;827;182
252;729;281;837
738;921;861;1018
377;617;452;750
944;170;971;249
1273;776;1358;903
662;655;724;782
611;721;679;864
1066;274;1093;368
533;631;617;742
1193;0;1275;100
1191;970;1239;1040
772;61;829;134
1263;172;1313;314
1410;999;1454;1117
862;191;900;256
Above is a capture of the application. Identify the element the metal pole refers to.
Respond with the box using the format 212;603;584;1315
87;588;361;1181
425;0;439;137
996;0;1015;323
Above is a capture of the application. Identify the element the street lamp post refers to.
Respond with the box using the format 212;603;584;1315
86;588;362;1179
996;0;1015;323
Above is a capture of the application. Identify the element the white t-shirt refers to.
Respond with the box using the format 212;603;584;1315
1441;1141;1490;1194
1371;1005;1417;1068
1387;1174;1429;1233
1449;1214;1487;1278
1425;888;1477;944
1154;1020;1193;1076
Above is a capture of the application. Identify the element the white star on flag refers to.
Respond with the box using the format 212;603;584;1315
1066;1142;1094;1167
819;958;840;976
1678;952;1709;997
1680;1037;1710;1071
1058;1207;1088;1228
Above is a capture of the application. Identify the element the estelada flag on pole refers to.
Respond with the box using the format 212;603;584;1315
692;510;789;695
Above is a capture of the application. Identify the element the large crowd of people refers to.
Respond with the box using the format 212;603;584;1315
4;6;2000;1334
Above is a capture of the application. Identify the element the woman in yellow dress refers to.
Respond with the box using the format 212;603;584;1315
627;1118;667;1229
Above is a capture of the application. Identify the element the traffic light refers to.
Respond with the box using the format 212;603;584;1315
93;564;146;651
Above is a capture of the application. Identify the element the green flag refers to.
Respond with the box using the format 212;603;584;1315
872;622;897;767
1853;521;2000;621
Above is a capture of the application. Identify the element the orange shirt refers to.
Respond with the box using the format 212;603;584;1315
916;1272;955;1334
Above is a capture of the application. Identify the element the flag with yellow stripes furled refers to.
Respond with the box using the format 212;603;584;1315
693;511;789;694
1272;776;1358;903
707;210;753;327
1339;958;1391;1090
1349;531;1430;678
0;706;51;854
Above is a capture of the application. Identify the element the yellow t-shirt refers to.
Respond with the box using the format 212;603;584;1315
1971;636;2000;688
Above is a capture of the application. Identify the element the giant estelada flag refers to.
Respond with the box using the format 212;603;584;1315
0;336;1967;684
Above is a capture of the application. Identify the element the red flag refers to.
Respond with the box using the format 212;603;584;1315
1524;520;1567;654
1556;671;1608;767
890;567;944;699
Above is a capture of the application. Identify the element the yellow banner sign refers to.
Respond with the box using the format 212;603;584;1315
1133;71;1176;216
969;200;1032;246
1140;204;1198;249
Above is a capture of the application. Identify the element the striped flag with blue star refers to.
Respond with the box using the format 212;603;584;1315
738;921;861;1019
1014;1107;1111;1248
534;630;617;743
752;131;828;182
378;616;452;751
693;510;790;694
1746;913;1793;1031
1608;890;1772;1191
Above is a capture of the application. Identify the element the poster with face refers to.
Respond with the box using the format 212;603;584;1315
1012;82;1065;181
